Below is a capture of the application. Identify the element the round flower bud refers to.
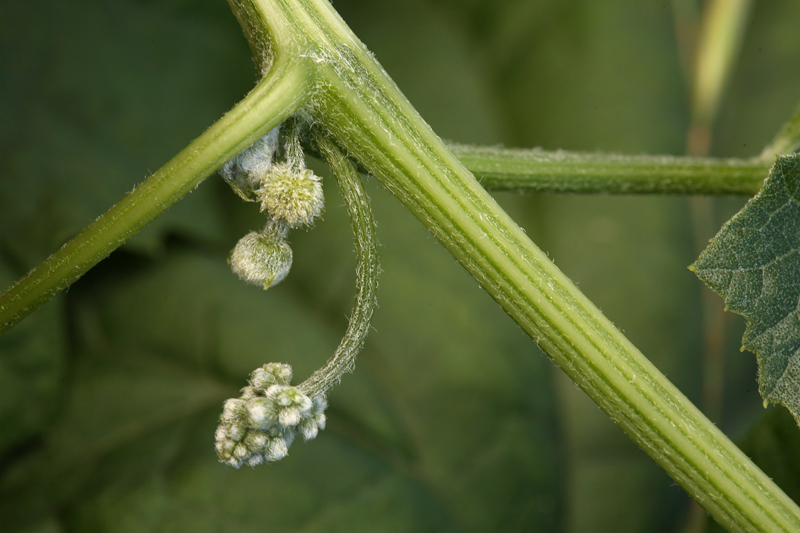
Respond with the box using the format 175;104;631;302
265;437;289;462
229;230;292;289
247;398;278;429
249;363;293;391
227;423;246;443
298;417;320;441
232;443;248;460
219;127;280;200
221;398;246;424
256;163;324;227
244;430;269;453
246;454;264;467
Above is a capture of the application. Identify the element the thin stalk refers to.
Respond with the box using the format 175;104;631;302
671;0;700;91
299;132;379;398
0;56;313;334
688;0;753;156
450;144;769;195
242;0;800;530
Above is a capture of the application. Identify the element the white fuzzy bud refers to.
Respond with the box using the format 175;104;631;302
270;363;294;385
279;407;302;427
232;443;248;460
249;363;293;391
244;430;269;452
247;398;278;429
227;423;246;443
298;417;320;440
265;437;289;462
229;228;292;289
221;398;246;424
219;127;281;200
311;395;328;414
246;454;264;467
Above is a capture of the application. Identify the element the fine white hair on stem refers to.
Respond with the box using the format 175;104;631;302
297;130;379;398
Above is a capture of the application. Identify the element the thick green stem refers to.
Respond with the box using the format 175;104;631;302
299;132;379;398
0;56;312;334
245;0;800;530
451;144;769;195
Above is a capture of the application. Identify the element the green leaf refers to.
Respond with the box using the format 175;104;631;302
692;154;800;424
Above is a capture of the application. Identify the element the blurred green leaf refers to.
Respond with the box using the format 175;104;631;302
739;406;800;505
0;234;561;531
0;0;253;265
0;259;66;458
692;155;800;426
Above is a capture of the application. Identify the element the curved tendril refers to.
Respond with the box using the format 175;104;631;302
298;131;379;398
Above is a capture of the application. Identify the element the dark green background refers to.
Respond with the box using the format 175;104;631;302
1;1;800;531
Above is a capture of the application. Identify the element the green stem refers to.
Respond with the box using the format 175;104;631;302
299;132;379;398
0;55;313;334
451;143;769;195
248;0;799;530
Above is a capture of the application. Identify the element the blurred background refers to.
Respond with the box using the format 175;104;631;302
2;1;800;531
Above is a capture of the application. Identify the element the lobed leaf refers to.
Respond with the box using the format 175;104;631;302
692;154;800;425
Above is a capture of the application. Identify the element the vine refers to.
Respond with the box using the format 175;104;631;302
1;1;799;531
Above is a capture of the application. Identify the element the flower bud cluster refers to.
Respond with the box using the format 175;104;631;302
221;123;324;289
215;363;327;468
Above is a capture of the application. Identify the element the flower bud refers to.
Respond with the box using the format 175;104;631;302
249;363;293;391
256;163;324;228
219;127;280;200
298;417;320;440
229;229;292;289
221;398;246;424
247;398;278;429
265;437;289;462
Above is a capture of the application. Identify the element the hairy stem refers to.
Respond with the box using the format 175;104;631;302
451;144;769;195
299;132;379;398
0;57;313;334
